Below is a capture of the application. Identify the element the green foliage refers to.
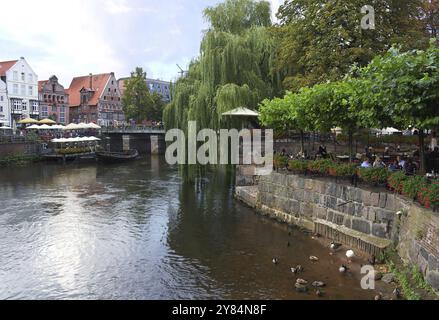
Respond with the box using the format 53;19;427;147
274;154;288;168
274;0;428;91
388;261;422;300
357;167;390;184
332;163;358;177
122;67;165;122
402;176;428;199
307;159;333;174
288;159;307;172
387;171;409;193
164;0;280;132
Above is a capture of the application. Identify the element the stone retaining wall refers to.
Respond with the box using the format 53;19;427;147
238;172;439;292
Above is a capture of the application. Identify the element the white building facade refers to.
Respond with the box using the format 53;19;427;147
0;78;9;127
0;57;38;126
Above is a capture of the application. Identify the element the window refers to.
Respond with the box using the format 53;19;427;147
13;99;21;110
108;88;111;92
111;81;114;85
28;86;33;96
21;84;25;96
22;100;27;111
32;101;38;112
13;71;18;81
0;96;3;102
21;73;25;81
29;74;33;83
52;106;57;112
42;106;48;118
13;84;18;95
0;106;2;112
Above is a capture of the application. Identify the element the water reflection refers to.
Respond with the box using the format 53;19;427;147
0;158;375;300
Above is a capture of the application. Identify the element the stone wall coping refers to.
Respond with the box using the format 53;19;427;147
315;219;392;249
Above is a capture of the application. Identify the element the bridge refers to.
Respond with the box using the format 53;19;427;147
100;127;166;155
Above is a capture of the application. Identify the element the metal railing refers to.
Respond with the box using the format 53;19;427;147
101;127;166;134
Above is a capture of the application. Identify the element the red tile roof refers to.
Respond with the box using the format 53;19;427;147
38;80;48;92
0;60;18;77
68;73;112;107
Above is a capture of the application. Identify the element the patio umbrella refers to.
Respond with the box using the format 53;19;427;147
221;107;259;117
87;123;102;129
39;118;57;125
27;125;41;129
18;118;39;124
38;124;52;130
63;123;81;130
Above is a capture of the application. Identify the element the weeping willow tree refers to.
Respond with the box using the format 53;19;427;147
164;0;281;134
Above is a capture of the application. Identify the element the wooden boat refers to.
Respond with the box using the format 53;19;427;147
96;149;139;163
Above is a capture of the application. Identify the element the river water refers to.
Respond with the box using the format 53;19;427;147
0;157;378;300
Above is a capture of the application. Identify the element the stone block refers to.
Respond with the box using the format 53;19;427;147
385;194;397;211
379;193;388;208
326;196;337;210
372;223;388;238
354;203;364;217
326;183;337;197
376;209;395;224
426;270;439;291
369;192;380;207
304;179;314;190
300;203;314;218
352;219;371;234
428;254;438;272
289;199;300;214
334;213;345;226
419;246;430;262
294;190;305;202
336;185;348;200
344;217;352;229
327;210;335;222
313;206;328;220
361;190;372;206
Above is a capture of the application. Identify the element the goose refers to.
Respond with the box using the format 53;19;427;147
316;289;323;297
330;242;342;251
291;265;304;274
339;265;348;273
309;256;319;262
374;292;383;301
346;250;355;262
392;288;401;299
296;278;308;285
272;258;279;265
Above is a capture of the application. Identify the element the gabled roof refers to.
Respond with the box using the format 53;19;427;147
0;60;18;77
68;73;112;107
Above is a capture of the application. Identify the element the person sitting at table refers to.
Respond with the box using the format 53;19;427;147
389;160;402;172
397;156;406;169
361;158;372;168
404;159;418;176
316;145;328;159
373;156;386;168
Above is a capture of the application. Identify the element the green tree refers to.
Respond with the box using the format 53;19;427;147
122;67;164;123
274;0;428;91
164;0;281;133
358;41;439;173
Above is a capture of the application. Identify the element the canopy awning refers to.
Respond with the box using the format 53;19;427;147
18;118;39;124
51;136;101;143
221;107;259;117
39;118;57;125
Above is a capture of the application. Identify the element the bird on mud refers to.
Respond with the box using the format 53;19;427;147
272;258;279;265
346;250;355;263
291;265;304;274
339;265;349;273
330;242;342;251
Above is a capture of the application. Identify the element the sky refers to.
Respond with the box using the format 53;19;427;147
0;0;282;87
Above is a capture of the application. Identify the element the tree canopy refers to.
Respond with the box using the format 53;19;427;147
273;0;429;91
164;0;280;132
122;67;165;123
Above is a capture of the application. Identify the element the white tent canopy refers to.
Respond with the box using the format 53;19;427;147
51;137;101;143
222;107;259;117
63;123;101;130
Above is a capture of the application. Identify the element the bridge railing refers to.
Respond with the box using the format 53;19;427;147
101;127;166;134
